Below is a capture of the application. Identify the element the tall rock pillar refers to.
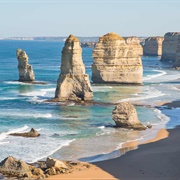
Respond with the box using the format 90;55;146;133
55;34;93;101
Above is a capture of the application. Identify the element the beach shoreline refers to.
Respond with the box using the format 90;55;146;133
46;100;180;179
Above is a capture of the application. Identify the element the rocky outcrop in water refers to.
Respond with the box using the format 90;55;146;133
161;32;180;62
0;156;45;179
112;102;146;130
81;42;96;48
174;36;180;68
16;49;35;82
55;34;93;101
124;36;143;56
10;128;40;137
92;32;143;84
143;37;164;56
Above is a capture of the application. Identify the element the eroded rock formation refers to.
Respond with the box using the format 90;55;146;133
0;156;44;179
16;49;35;81
161;32;180;62
81;42;96;48
92;32;143;84
112;102;146;130
174;36;180;67
143;37;164;56
10;128;40;137
124;36;143;56
55;34;93;101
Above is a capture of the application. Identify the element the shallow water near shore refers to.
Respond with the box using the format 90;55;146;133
0;40;180;163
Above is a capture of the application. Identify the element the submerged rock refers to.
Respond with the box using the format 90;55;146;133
174;36;180;67
143;37;164;56
10;128;40;137
16;48;35;82
124;36;143;56
55;34;93;101
161;32;180;62
112;102;146;130
92;32;143;84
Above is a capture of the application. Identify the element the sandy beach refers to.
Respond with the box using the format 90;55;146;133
47;101;180;180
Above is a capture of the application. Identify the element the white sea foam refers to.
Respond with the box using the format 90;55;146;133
3;81;32;85
0;97;17;101
0;110;52;119
143;70;167;81
0;125;29;141
92;86;113;92
29;139;75;163
118;89;165;103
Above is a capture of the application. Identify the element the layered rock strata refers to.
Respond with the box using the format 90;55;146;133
124;36;143;55
112;102;146;130
161;32;180;62
174;36;180;67
55;34;93;101
143;37;164;56
16;49;35;81
92;32;143;84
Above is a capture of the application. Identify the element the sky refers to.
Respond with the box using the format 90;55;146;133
0;0;180;38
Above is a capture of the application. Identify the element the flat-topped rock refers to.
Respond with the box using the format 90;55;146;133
92;32;143;84
143;37;164;56
112;102;146;130
161;32;180;62
55;34;93;101
16;49;35;82
124;36;143;56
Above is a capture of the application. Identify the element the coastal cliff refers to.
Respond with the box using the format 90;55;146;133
161;32;180;62
92;32;143;84
16;49;35;82
143;37;164;56
174;36;180;67
124;36;143;56
55;34;93;101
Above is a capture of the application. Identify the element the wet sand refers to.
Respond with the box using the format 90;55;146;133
46;101;180;179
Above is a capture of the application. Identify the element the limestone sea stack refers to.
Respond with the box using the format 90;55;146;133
112;102;146;130
143;37;164;56
92;32;143;84
16;49;35;82
55;34;93;101
124;36;143;56
174;36;180;67
161;32;180;62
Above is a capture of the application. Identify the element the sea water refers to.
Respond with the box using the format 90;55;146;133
0;40;179;163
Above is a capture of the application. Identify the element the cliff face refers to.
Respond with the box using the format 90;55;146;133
143;37;164;56
55;34;93;101
92;32;143;84
124;36;143;56
174;36;180;67
16;49;35;82
161;32;180;62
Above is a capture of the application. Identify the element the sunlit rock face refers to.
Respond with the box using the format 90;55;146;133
124;36;143;56
92;32;143;84
161;32;180;62
16;49;35;82
143;37;164;56
55;34;93;101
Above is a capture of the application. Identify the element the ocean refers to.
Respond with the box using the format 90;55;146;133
0;40;179;163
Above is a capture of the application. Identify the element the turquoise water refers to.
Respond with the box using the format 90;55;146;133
0;40;179;163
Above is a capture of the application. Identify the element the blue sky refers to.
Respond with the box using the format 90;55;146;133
0;0;179;37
